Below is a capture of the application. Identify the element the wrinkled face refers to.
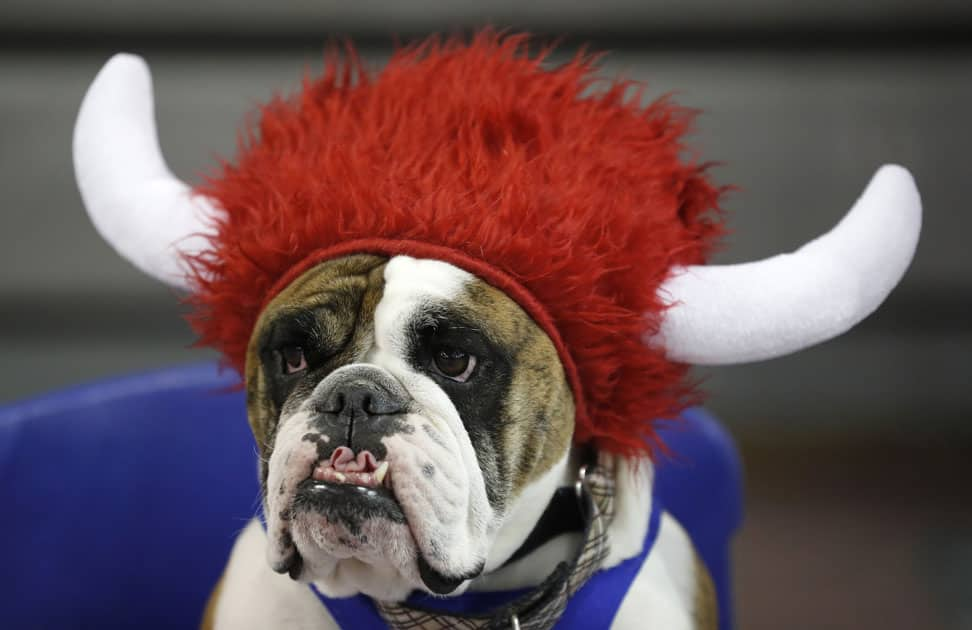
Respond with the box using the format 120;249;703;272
246;254;575;599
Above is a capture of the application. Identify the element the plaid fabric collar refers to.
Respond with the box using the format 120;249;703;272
373;453;617;630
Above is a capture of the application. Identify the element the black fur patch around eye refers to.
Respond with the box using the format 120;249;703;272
405;309;513;509
258;304;357;412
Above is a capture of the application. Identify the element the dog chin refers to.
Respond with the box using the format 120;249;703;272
289;508;422;600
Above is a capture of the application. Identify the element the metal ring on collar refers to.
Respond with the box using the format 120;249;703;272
574;464;590;500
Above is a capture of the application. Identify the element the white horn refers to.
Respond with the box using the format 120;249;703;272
655;164;922;365
73;53;216;290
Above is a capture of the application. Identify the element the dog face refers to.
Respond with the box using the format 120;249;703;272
246;254;575;599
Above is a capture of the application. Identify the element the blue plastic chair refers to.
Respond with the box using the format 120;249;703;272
0;363;742;629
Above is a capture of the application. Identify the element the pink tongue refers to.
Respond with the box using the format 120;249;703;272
329;446;379;473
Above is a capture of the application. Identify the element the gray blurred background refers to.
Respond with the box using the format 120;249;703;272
1;2;970;628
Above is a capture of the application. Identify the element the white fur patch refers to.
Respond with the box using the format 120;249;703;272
483;448;573;571
213;520;337;630
611;513;699;629
366;256;498;590
604;457;654;568
370;256;473;364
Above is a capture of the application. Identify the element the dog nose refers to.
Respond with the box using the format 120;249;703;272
312;367;411;453
321;380;404;417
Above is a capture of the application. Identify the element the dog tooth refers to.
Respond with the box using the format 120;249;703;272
334;472;346;483
375;461;389;485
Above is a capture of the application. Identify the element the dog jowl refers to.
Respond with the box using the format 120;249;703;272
245;254;575;600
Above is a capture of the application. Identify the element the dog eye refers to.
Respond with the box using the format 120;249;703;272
280;345;307;375
433;348;477;382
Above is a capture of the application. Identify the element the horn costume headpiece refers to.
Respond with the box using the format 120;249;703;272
74;33;921;456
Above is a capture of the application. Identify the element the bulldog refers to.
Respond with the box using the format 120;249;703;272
200;253;714;629
72;35;921;630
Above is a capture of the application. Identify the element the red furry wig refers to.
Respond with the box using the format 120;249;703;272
187;31;725;457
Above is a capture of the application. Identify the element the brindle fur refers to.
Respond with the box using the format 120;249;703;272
450;279;575;496
200;572;225;630
693;551;718;630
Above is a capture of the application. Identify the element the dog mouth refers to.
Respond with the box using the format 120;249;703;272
309;446;392;489
292;477;406;523
293;446;404;523
286;445;481;594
